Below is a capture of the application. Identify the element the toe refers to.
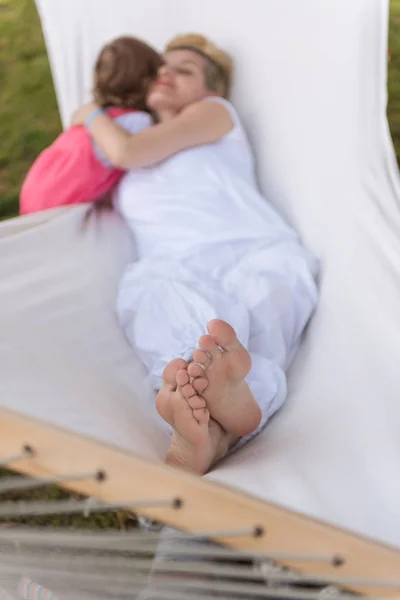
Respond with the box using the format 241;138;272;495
176;368;190;388
155;387;174;424
187;394;206;410
207;319;240;351
198;334;222;359
192;349;211;368
187;362;205;379
163;359;187;390
192;376;209;394
193;407;210;425
181;382;197;400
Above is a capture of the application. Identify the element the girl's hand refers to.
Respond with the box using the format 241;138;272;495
70;102;100;127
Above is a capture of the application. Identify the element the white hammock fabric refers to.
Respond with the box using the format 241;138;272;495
0;0;399;549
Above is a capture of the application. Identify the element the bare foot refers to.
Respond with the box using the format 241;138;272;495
156;359;237;475
188;320;262;437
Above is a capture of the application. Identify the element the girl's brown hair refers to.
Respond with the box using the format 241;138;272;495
93;36;162;110
85;37;161;224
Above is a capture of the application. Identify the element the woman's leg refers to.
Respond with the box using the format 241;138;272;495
186;320;263;436
155;337;259;475
118;265;257;472
117;264;250;390
118;262;260;435
191;241;318;454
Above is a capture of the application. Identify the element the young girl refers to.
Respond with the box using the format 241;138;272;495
20;36;161;215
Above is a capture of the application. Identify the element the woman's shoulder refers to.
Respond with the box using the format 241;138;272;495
202;97;242;131
202;98;255;170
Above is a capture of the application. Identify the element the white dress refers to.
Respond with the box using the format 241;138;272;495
115;98;318;448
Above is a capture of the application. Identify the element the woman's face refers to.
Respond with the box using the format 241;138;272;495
147;49;212;115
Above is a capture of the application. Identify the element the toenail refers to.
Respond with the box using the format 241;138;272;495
197;350;212;361
194;362;206;371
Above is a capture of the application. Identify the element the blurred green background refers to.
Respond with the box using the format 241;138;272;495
0;0;60;220
0;0;400;221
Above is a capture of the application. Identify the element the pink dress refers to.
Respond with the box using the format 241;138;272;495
20;108;152;215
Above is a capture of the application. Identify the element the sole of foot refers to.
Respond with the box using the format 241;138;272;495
188;320;261;437
156;358;234;475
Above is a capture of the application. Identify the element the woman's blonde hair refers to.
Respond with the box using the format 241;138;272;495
165;34;233;98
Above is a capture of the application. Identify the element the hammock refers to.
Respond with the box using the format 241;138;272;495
0;0;399;560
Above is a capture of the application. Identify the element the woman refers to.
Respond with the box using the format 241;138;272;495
72;34;318;475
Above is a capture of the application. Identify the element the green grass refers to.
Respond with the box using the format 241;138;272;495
0;469;128;529
389;0;400;154
0;468;139;529
0;0;61;220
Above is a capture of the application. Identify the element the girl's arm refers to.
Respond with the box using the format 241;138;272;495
71;101;233;170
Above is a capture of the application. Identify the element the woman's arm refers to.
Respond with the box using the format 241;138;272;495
72;101;234;170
